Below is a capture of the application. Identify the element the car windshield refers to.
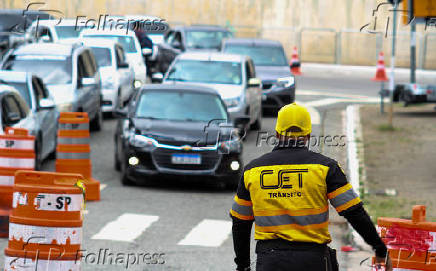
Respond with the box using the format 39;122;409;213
7;82;31;106
224;45;288;66
55;25;84;39
136;91;227;122
166;60;242;85
90;47;112;67
185;30;232;50
83;35;137;53
6;55;72;85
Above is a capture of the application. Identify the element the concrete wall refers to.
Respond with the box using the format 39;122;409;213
3;0;436;68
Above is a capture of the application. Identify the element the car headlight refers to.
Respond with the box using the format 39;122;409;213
103;76;115;89
134;80;142;88
277;76;295;88
129;134;157;149
58;102;73;112
224;96;242;108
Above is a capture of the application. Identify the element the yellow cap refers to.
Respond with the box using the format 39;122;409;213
275;103;311;137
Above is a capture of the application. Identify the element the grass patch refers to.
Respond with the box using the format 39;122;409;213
364;196;414;223
376;124;400;132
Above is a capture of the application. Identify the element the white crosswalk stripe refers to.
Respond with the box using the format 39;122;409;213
178;219;232;247
91;214;159;242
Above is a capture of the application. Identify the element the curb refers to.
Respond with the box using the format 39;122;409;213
345;105;371;251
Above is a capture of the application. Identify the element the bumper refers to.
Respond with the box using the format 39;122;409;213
262;86;295;109
124;148;242;183
401;90;436;103
101;88;118;112
227;104;249;122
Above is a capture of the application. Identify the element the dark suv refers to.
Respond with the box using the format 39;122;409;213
222;38;296;111
2;42;103;130
153;25;233;77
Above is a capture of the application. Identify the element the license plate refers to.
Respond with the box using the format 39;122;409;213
171;154;201;164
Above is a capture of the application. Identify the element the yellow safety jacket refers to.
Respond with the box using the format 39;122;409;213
230;145;361;244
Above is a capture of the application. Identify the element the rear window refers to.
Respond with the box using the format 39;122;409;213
90;47;112;67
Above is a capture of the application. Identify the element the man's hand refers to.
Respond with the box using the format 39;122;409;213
375;255;392;271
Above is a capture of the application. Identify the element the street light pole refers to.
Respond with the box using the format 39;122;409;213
410;0;416;84
388;0;399;127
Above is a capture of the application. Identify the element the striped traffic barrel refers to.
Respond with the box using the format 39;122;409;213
0;127;35;238
4;171;84;271
56;112;100;201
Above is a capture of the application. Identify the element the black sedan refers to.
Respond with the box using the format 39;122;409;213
114;84;246;188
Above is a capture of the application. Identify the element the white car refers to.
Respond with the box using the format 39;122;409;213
81;39;135;113
26;19;86;43
163;52;262;130
80;29;147;88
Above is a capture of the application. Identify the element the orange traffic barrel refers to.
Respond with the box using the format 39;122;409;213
4;171;85;270
375;205;436;270
0;127;35;238
56;112;100;201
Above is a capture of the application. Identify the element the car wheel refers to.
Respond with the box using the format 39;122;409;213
120;160;135;186
34;138;42;171
90;106;103;131
114;139;121;171
47;134;57;160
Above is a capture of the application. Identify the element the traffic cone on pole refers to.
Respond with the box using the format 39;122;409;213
372;52;389;81
290;46;302;75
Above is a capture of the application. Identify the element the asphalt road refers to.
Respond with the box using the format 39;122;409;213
0;71;416;270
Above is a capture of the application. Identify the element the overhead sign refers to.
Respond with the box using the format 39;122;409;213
402;0;436;24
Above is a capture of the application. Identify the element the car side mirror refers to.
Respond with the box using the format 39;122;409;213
141;48;153;56
118;61;129;68
40;35;51;42
113;108;128;118
6;112;21;124
151;72;163;83
248;78;261;87
172;40;182;50
39;98;55;110
81;77;97;86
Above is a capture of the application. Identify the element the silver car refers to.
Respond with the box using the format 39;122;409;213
0;83;56;169
163;52;262;130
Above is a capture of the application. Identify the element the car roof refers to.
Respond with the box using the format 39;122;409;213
81;28;136;37
32;18;79;26
79;38;118;48
223;38;283;47
177;52;246;62
0;71;30;83
140;83;220;96
174;25;230;32
12;42;76;56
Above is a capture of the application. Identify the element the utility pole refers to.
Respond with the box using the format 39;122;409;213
409;0;416;84
388;0;400;127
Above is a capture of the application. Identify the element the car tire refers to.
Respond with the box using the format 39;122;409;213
114;139;121;171
90;106;103;131
225;175;240;190
34;137;42;171
47;134;57;160
120;160;135;186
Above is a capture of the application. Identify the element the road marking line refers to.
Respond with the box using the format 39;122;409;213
100;184;107;191
91;214;159;242
298;89;376;99
295;100;320;125
303;98;347;107
178;219;232;247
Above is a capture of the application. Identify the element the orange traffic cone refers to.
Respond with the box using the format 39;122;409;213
372;52;389;81
290;46;302;75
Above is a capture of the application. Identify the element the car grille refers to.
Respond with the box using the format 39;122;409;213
152;148;220;171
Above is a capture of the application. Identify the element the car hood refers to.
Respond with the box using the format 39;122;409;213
132;118;230;146
45;84;75;104
255;66;292;82
162;81;242;100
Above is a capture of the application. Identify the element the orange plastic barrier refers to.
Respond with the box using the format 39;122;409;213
373;205;436;271
290;46;302;75
56;112;100;201
0;128;35;238
4;171;84;271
